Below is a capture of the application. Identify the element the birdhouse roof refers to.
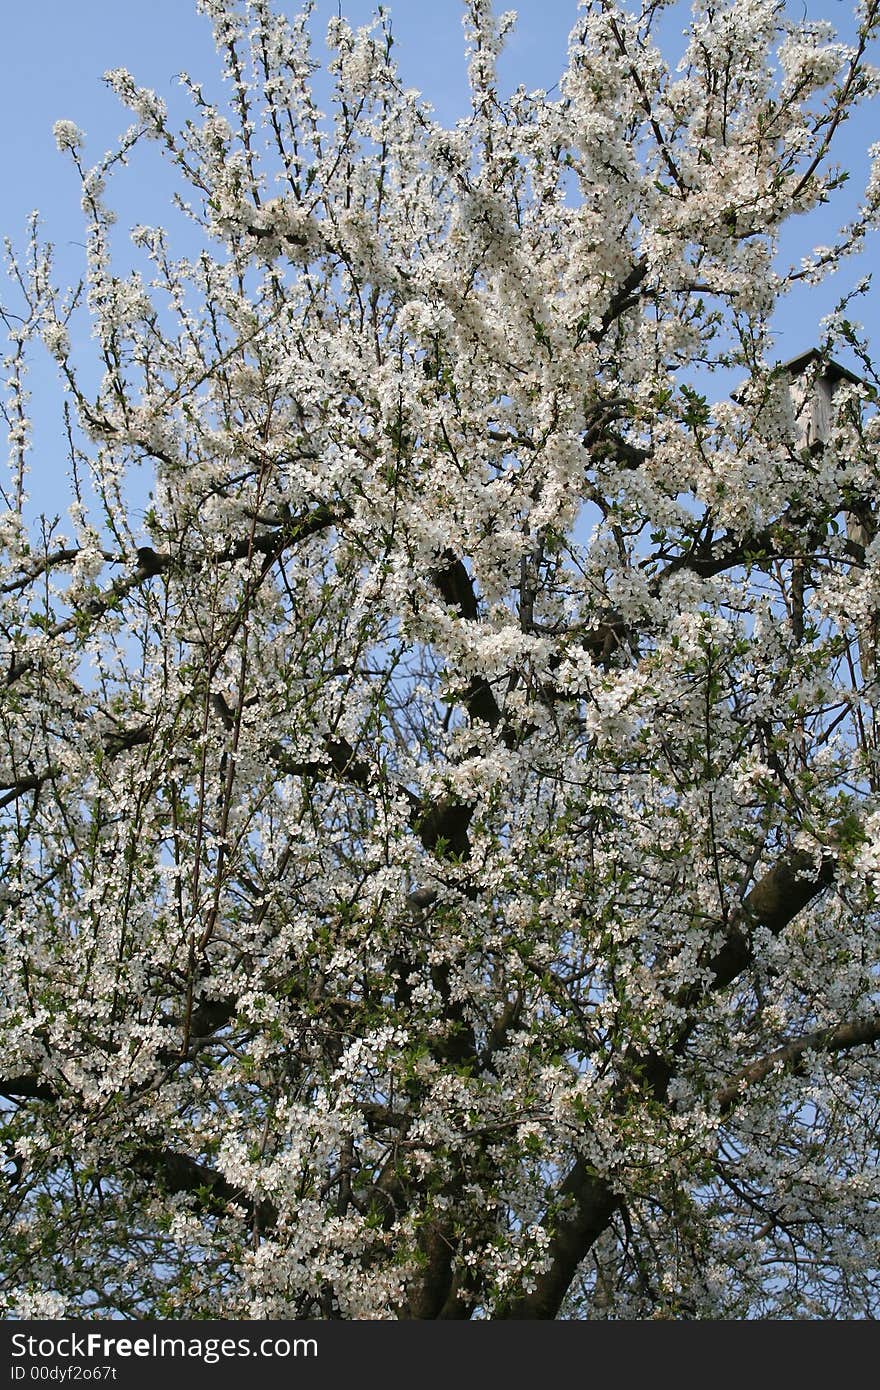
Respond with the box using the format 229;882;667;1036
782;348;864;387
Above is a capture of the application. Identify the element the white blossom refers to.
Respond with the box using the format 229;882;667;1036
0;0;878;1325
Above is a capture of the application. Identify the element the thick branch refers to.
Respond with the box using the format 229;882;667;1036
429;549;505;733
649;524;864;593
132;1146;277;1228
0;1073;56;1101
429;550;479;621
2;505;342;686
0;722;152;809
502;1162;620;1318
498;844;838;1319
717;1013;880;1114
590;259;650;342
0;774;47;810
705;848;837;994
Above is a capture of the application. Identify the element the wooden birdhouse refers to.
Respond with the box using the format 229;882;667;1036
784;348;864;451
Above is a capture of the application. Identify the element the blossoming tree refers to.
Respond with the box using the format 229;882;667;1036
1;0;879;1319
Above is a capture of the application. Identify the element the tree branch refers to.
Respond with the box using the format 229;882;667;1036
132;1146;277;1228
717;1013;880;1114
496;843;839;1318
0;1073;56;1101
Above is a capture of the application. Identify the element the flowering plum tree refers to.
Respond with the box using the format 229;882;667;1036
2;0;880;1320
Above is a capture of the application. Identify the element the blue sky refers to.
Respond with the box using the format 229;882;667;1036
0;1;575;230
0;0;877;520
2;1;875;288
